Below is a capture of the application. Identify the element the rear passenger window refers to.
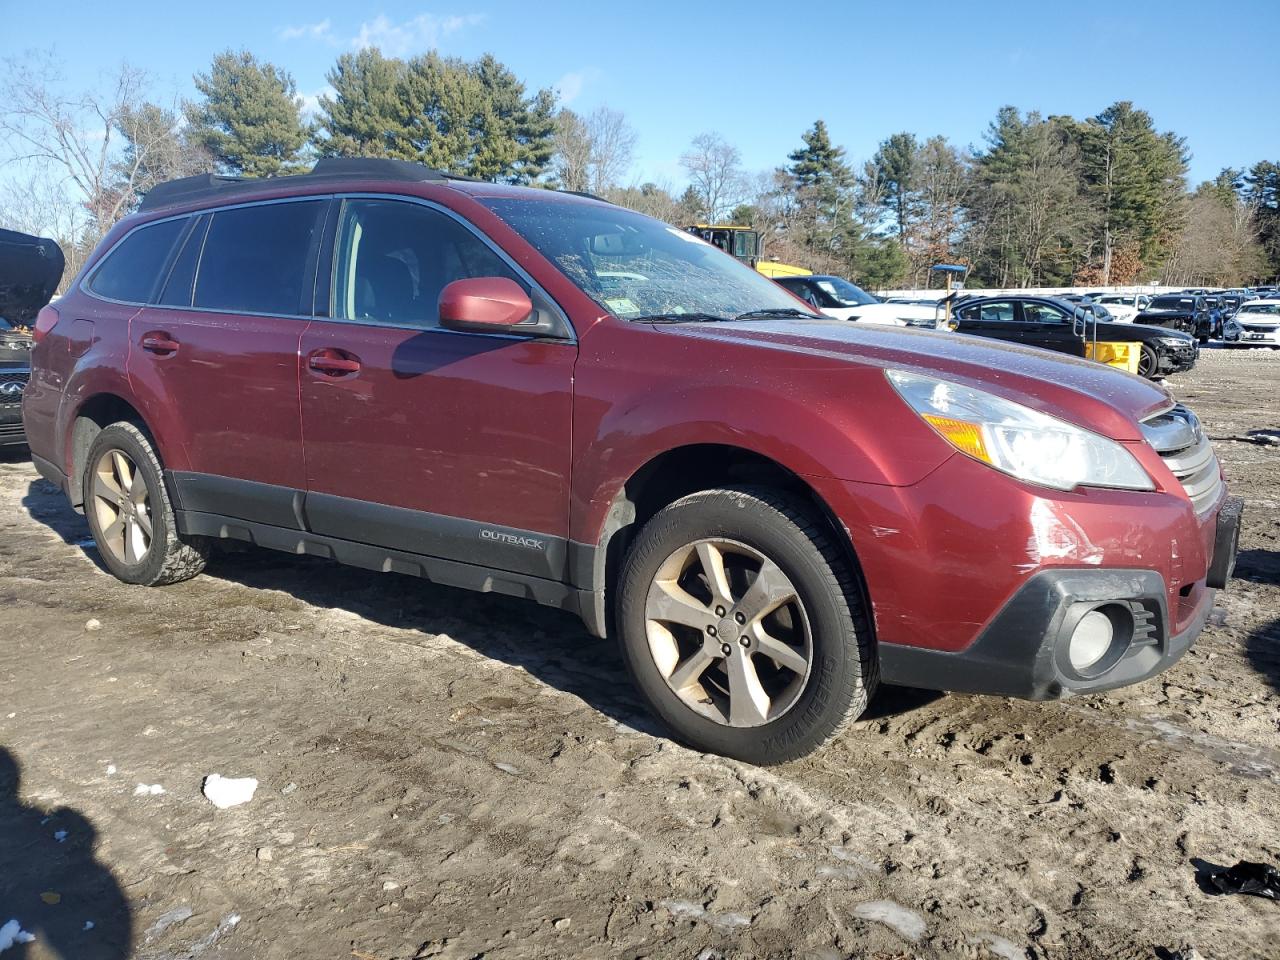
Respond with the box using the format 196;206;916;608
195;201;324;315
158;216;209;307
332;198;521;328
88;218;185;303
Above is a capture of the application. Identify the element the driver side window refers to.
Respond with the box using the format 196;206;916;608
332;198;521;329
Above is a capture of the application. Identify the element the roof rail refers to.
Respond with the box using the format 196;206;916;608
137;158;457;212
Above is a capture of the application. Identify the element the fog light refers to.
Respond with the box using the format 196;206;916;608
1068;610;1114;673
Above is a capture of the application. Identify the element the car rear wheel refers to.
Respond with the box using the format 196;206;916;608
617;486;876;764
83;422;209;586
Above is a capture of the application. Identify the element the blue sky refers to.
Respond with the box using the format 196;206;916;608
4;0;1278;187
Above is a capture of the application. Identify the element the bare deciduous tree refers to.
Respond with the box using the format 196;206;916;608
0;53;208;254
680;132;746;223
552;106;638;195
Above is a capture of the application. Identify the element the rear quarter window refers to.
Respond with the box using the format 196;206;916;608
194;200;325;316
87;218;186;304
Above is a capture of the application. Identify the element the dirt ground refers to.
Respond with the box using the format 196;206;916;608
1;347;1278;960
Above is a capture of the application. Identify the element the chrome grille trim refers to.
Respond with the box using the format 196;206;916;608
1141;404;1222;515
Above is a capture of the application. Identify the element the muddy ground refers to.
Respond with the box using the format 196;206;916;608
1;347;1278;960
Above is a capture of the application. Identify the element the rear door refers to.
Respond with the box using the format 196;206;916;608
954;299;1021;344
128;198;329;526
297;196;576;579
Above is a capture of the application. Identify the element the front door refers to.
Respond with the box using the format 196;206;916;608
1017;301;1086;356
298;197;576;580
128;198;328;526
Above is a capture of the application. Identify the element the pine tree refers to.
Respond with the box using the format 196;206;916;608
869;132;919;244
1076;101;1188;281
186;51;309;177
1243;161;1280;280
787;120;850;191
314;48;412;159
468;54;555;184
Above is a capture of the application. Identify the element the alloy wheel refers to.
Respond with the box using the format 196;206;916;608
643;538;813;727
91;448;153;565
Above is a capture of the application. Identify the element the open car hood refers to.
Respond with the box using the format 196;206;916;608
0;228;65;324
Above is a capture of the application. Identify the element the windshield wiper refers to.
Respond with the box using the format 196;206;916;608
633;312;730;323
733;307;818;321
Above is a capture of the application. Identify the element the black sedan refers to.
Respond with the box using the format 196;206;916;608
952;296;1197;380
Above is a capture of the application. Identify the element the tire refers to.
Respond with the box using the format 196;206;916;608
617;486;876;764
82;421;209;586
1137;344;1159;379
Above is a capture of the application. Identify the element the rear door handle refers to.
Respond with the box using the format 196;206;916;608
308;350;362;376
140;333;179;355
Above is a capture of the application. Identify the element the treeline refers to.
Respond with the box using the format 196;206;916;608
1;47;1277;289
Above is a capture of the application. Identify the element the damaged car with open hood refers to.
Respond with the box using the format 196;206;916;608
0;228;64;448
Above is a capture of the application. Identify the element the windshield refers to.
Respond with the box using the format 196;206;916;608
479;199;819;320
815;277;878;306
1240;303;1280;316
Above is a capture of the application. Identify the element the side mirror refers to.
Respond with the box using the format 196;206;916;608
439;277;534;333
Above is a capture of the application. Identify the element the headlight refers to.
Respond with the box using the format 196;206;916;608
886;370;1154;491
1157;336;1190;347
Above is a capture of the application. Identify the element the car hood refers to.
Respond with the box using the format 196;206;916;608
656;318;1172;441
1093;320;1191;344
0;228;65;324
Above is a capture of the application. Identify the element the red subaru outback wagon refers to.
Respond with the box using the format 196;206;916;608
24;159;1241;764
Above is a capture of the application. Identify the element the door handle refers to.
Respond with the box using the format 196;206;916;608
140;333;179;355
308;350;362;376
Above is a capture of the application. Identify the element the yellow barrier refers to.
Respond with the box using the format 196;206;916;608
1085;341;1140;375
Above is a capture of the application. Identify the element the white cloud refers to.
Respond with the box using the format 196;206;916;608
299;85;336;116
279;18;336;43
350;13;486;56
554;67;600;107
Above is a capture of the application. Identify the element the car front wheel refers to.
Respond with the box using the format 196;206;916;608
618;486;876;764
1138;344;1160;379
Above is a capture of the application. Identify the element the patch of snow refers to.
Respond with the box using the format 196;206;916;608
852;900;926;942
134;783;165;796
968;933;1025;960
145;905;194;939
0;919;35;952
202;774;258;809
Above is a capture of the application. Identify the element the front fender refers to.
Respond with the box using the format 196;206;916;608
568;324;952;545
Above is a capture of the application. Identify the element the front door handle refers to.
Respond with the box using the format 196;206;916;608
308;349;362;376
140;333;179;355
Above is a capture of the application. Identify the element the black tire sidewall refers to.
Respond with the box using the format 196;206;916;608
618;489;867;764
83;425;175;585
1139;345;1157;379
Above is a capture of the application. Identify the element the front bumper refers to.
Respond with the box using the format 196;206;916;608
878;569;1209;698
877;497;1241;699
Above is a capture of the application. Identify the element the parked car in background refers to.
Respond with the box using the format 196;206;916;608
1202;296;1227;338
774;275;943;327
0;228;64;449
1135;294;1214;343
953;295;1198;379
1089;293;1152;322
22;158;1239;763
1229;299;1280;347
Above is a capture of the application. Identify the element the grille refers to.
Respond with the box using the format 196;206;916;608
0;370;28;406
1141;404;1222;515
0;422;25;441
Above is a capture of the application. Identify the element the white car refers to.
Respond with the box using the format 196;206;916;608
1230;299;1280;346
775;275;944;328
1087;293;1152;323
